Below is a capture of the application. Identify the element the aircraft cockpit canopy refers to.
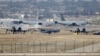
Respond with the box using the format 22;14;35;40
12;21;23;24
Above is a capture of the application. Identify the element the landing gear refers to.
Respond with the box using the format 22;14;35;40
6;29;8;34
18;27;22;32
9;27;28;34
17;27;26;34
12;26;16;34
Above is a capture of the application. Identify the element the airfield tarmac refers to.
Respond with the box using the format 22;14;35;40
0;29;100;50
0;25;100;56
0;29;100;43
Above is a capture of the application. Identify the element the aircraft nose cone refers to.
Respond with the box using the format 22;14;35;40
54;21;58;24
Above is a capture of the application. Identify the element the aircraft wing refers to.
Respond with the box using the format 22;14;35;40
0;27;11;30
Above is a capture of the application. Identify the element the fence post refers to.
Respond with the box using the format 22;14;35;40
11;43;12;53
46;42;48;53
21;43;22;53
74;41;75;52
92;41;94;53
15;43;16;53
55;41;57;52
1;43;3;53
40;42;41;52
83;42;85;53
65;42;66;52
27;42;29;53
33;42;35;53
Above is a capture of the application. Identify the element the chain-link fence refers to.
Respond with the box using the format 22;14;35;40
0;41;100;53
